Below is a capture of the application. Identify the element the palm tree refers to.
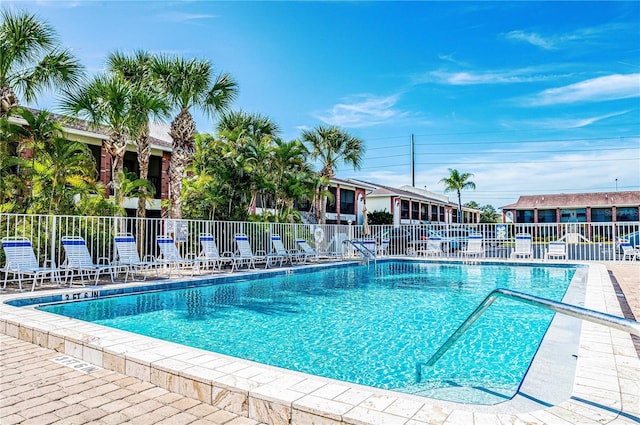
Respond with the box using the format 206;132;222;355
61;73;156;198
152;55;238;219
301;125;364;224
440;168;476;223
31;135;97;214
0;10;83;116
107;50;169;219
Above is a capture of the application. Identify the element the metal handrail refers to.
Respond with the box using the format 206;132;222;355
416;288;640;381
343;239;377;264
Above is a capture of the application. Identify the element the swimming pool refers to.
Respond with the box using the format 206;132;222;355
38;261;579;405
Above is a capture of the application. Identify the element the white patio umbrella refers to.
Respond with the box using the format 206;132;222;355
362;203;370;237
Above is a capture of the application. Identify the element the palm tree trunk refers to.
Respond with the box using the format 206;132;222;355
168;108;196;219
136;126;150;219
0;86;19;117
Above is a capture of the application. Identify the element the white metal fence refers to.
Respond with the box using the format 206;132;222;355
0;214;638;277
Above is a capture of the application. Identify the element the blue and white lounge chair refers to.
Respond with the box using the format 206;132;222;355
545;240;567;261
511;233;533;259
461;234;485;258
417;237;443;257
295;239;319;263
114;233;159;280
1;237;65;292
199;233;234;270
157;235;204;277
270;234;301;265
61;236;126;285
232;233;259;270
619;241;639;261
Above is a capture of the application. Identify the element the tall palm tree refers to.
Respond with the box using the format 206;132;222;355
301;125;364;224
152;55;238;219
440;168;476;223
61;73;162;199
0;10;83;116
107;50;169;219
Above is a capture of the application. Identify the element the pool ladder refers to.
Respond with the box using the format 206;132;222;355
415;288;640;382
343;239;377;265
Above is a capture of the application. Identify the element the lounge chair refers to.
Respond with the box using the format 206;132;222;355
270;234;301;265
1;237;66;292
545;240;567;261
114;233;159;280
460;234;484;258
511;233;533;259
231;233;269;271
417;237;443;257
199;233;234;270
61;236;126;285
295;239;319;263
157;235;204;277
619;241;639;261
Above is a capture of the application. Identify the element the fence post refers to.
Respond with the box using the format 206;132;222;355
50;215;57;267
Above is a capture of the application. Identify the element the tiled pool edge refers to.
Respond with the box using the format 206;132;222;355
1;263;638;425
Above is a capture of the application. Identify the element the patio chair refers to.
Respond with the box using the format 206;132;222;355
545;240;567;261
270;234;301;265
417;237;443;257
619;241;639;261
199;233;234;270
232;233;278;270
460;234;485;258
511;233;533;259
61;236;127;285
295;239;319;263
114;233;160;280
157;235;205;277
1;237;66;292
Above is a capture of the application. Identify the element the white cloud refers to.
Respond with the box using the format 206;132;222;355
422;67;563;86
504;30;556;50
154;12;217;23
502;110;632;130
528;74;640;106
315;94;412;128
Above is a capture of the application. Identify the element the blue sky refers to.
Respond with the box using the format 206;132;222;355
8;1;640;209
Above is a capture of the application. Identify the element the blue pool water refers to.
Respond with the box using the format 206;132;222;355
39;261;577;404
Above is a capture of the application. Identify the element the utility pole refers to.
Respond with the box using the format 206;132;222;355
411;133;415;187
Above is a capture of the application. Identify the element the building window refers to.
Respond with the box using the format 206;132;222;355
431;205;438;221
411;202;419;220
591;208;612;222
451;208;459;223
326;187;337;213
537;209;556;223
420;204;428;221
617;207;639;222
560;208;586;223
516;210;535;223
340;189;355;215
401;200;409;219
439;206;446;222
